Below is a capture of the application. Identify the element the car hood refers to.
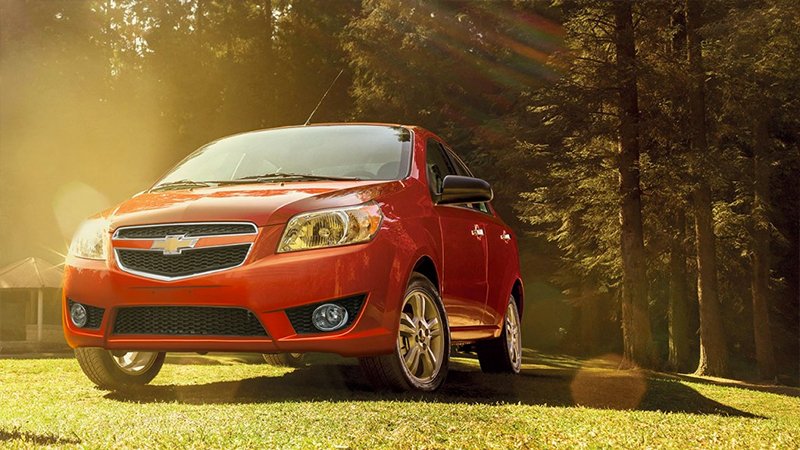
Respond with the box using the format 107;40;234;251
105;180;404;230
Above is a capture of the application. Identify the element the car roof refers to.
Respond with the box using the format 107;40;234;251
228;122;425;137
206;123;432;149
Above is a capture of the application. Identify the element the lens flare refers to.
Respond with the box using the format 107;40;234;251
570;354;647;410
52;181;111;242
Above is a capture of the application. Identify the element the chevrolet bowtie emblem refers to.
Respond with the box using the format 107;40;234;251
151;235;199;255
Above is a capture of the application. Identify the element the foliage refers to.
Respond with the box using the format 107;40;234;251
514;0;798;380
0;0;797;380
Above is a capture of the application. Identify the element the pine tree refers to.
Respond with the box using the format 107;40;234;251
612;0;658;368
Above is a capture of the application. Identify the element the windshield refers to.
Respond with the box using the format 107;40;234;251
156;125;413;186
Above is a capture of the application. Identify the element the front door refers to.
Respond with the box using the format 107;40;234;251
425;139;488;327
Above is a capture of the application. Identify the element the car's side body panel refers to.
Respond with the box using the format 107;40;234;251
483;211;522;327
434;204;489;327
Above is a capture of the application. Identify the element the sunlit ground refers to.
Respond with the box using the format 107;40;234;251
1;351;798;448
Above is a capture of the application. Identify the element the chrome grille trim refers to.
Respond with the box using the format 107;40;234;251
112;221;257;240
115;244;252;282
112;222;257;281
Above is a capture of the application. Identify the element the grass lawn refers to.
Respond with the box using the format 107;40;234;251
0;351;798;449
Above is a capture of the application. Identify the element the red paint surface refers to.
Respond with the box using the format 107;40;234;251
62;125;522;356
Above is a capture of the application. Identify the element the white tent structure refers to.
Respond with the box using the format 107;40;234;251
0;257;63;341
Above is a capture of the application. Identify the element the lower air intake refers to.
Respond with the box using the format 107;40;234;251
112;306;268;337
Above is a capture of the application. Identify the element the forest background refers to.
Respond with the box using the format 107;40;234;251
0;0;797;383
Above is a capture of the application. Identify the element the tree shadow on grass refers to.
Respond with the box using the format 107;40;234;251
105;358;763;418
649;371;800;399
0;429;81;446
164;353;265;365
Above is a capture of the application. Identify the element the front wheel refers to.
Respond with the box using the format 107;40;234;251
476;296;522;373
75;347;165;390
359;272;450;392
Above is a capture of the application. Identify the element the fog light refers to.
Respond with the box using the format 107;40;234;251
70;303;88;328
312;303;348;332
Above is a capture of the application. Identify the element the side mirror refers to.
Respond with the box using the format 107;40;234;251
437;175;493;205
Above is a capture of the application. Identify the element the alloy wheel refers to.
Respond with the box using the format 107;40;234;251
110;351;159;375
397;290;445;383
505;301;522;371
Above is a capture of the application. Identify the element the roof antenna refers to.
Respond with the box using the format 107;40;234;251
304;69;344;126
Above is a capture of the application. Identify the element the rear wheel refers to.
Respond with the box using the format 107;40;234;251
262;353;307;367
359;272;449;392
74;348;165;390
477;296;522;373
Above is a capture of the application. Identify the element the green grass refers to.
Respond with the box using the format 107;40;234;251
0;351;798;449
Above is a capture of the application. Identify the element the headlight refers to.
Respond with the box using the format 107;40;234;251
278;202;383;253
68;218;110;260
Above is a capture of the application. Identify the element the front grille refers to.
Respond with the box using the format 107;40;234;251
113;306;268;336
115;223;256;239
116;244;250;278
67;299;104;329
286;295;365;334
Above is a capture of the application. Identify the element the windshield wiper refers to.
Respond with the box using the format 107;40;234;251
150;179;214;191
150;173;360;191
234;172;361;182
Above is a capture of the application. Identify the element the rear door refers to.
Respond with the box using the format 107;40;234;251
426;139;488;327
477;210;516;326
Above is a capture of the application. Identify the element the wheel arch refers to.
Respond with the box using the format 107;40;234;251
511;278;524;316
411;255;439;292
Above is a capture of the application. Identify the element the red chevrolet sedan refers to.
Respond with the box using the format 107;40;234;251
63;124;523;392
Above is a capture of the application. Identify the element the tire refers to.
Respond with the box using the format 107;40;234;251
262;352;307;367
74;347;165;390
359;272;450;392
476;295;522;373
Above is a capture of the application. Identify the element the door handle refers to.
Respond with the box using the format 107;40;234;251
471;225;485;237
500;232;511;242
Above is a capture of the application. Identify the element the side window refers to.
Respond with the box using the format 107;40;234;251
444;149;471;177
425;139;457;195
443;147;491;214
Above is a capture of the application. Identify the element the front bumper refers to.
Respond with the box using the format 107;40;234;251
62;224;405;357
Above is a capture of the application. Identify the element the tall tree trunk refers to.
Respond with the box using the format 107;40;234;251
667;2;693;374
751;119;776;380
668;209;691;372
613;1;657;369
692;184;728;376
686;0;728;377
262;0;275;127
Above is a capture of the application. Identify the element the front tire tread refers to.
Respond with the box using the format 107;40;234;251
359;272;450;392
74;348;165;390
